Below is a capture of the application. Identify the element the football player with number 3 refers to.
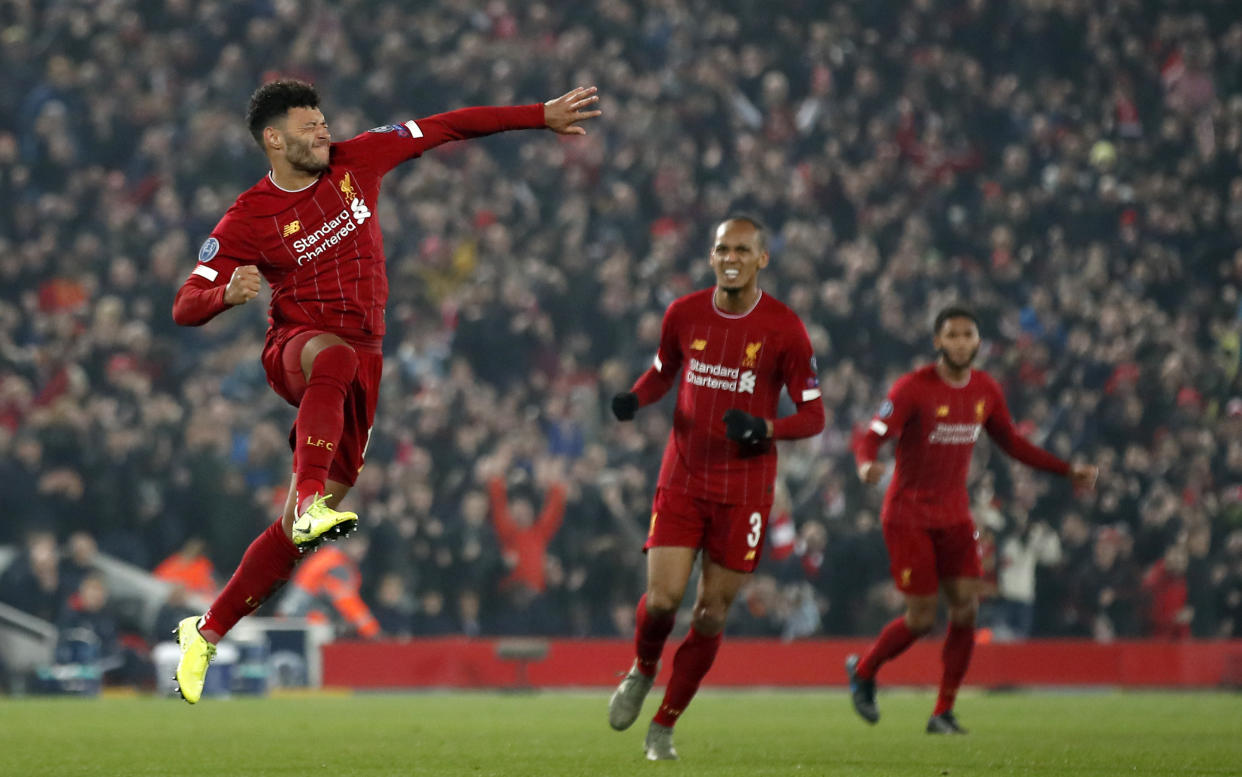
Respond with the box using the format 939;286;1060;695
847;306;1098;733
607;216;825;760
169;79;600;704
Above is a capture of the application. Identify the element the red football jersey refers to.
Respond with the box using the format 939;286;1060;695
173;106;545;340
854;365;1069;528
632;288;824;505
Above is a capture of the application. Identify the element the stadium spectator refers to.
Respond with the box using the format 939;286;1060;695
1072;527;1142;641
0;531;63;623
485;454;567;597
995;514;1063;640
1142;542;1193;639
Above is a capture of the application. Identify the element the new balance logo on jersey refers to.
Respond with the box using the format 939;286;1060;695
282;220;301;237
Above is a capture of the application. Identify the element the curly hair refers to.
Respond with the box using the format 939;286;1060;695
245;79;320;148
933;305;979;335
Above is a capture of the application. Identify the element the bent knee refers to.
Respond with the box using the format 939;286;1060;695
948;601;978;626
904;607;938;636
645;589;682;617
690;602;729;636
311;343;359;382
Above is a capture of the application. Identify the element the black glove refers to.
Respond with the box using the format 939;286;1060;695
723;409;767;443
612;392;639;421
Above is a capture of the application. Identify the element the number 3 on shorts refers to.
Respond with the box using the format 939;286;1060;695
746;512;762;548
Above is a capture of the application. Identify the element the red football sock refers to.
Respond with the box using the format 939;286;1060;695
933;621;975;716
634;593;675;677
652;627;722;728
294;344;358;508
857;616;919;680
199;518;302;642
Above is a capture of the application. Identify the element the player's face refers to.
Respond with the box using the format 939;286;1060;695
710;221;769;294
280;107;331;174
934;316;980;370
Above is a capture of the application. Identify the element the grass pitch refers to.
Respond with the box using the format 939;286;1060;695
0;689;1238;776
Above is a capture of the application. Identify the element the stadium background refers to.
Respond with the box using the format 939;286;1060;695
2;0;1242;696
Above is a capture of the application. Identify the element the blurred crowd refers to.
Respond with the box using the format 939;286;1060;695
3;0;1242;660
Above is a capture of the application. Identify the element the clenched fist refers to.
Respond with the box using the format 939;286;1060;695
224;265;261;306
857;460;886;485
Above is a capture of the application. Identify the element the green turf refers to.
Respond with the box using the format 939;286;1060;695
0;690;1239;776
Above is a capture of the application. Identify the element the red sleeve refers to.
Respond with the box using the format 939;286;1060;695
983;382;1071;476
536;483;566;542
172;217;252;326
631;301;682;405
488;476;515;540
771;317;825;440
172;274;232;326
346;104;546;175
772;401;825;440
853;375;916;465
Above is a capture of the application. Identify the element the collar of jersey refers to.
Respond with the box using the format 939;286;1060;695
267;170;321;193
712;289;763;319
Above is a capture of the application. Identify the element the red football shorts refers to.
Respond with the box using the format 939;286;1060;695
261;326;382;486
645;488;771;573
882;521;982;596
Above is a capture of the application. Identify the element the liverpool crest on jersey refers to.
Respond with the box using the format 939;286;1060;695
742;342;763;368
339;172;356;203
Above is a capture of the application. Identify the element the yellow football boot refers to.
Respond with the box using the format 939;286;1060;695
174;616;216;704
291;494;358;552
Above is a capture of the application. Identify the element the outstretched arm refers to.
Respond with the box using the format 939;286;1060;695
983;391;1071;476
359;88;602;174
424;87;600;140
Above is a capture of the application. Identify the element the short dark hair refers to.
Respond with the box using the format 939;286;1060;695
246;79;320;148
934;305;979;334
718;214;768;252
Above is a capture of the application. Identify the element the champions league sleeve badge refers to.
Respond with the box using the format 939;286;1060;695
198;237;220;264
368;123;412;138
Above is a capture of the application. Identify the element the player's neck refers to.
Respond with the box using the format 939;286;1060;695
935;359;972;387
713;285;760;316
268;160;322;192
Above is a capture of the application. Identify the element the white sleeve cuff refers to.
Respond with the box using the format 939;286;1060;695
192;265;219;282
869;419;888;436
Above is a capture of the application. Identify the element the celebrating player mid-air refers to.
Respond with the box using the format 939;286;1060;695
846;306;1097;733
607;216;826;760
169;79;600;703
